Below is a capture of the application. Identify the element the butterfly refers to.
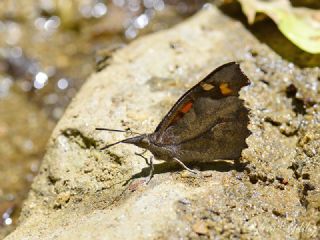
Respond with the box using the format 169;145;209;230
96;62;251;180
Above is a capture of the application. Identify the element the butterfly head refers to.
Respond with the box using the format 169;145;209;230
122;134;150;148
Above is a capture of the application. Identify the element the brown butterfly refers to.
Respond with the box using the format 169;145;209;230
96;62;251;180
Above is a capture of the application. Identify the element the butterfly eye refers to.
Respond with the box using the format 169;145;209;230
141;137;150;145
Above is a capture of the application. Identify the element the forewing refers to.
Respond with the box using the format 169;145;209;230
152;62;250;160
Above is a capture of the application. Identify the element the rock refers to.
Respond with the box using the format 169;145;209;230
5;5;320;240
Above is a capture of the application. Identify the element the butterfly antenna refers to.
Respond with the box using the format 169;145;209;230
95;127;140;135
97;133;146;150
100;139;125;150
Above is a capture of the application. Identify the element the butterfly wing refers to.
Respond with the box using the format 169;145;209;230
151;62;250;161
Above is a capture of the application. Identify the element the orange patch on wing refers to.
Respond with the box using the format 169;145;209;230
219;83;232;95
180;101;193;113
169;100;193;126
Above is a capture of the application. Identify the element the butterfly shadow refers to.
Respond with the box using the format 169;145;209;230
124;159;248;185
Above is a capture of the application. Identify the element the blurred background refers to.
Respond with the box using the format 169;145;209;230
0;0;319;238
0;0;207;238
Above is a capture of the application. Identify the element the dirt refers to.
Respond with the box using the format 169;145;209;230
5;5;320;240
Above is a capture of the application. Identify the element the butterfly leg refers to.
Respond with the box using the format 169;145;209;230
146;156;154;183
173;158;197;174
135;150;150;166
134;151;154;183
134;149;147;157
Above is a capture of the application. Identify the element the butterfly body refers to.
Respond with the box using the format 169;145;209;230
116;62;250;166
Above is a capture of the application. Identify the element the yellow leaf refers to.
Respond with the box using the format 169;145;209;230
238;0;320;54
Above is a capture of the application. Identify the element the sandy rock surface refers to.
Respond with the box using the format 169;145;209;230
6;5;320;240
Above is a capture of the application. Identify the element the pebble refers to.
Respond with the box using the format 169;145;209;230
54;191;71;208
192;220;209;235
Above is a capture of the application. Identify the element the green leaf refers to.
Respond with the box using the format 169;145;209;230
238;0;320;54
